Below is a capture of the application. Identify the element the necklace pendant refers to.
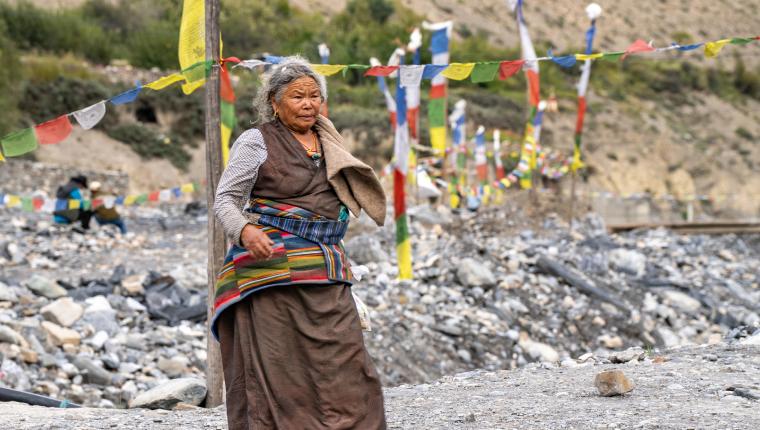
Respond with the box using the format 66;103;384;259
311;153;322;160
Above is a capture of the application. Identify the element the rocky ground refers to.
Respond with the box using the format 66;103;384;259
0;192;759;416
0;341;758;429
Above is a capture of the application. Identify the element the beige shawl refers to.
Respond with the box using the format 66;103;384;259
314;115;386;226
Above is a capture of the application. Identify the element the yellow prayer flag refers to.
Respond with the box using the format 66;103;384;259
181;183;195;193
124;195;137;206
68;199;80;210
430;127;447;157
178;0;206;94
704;39;731;58
575;53;603;61
0;151;4;162
441;63;476;80
221;124;232;165
7;195;20;207
145;73;185;91
310;64;348;77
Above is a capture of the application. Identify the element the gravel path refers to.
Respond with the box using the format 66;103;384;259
1;343;757;429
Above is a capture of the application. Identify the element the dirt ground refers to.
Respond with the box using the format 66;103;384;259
0;342;757;429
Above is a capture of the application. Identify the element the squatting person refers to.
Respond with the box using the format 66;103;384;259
213;56;387;429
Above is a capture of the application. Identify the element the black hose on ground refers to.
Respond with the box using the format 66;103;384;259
0;387;81;408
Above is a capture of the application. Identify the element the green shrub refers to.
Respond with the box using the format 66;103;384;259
19;77;115;125
0;20;21;134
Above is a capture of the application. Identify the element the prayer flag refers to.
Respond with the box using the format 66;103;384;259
470;62;500;83
441;63;476;80
704;39;731;58
1;128;38;157
35;115;72;145
364;66;399;77
310;64;347;76
145;73;185;91
622;39;654;60
73;101;106;130
178;0;206;94
110;85;142;105
498;60;525;80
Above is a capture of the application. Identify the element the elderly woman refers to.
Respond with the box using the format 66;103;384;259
213;56;387;429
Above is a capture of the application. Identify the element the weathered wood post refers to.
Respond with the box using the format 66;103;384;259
204;0;225;408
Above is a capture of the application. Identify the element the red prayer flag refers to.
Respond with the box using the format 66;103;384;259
148;191;160;201
575;96;587;133
407;107;418;139
526;70;540;107
622;39;655;60
32;198;44;211
429;84;446;99
34;115;73;145
220;64;236;103
498;60;525;80
364;66;399;77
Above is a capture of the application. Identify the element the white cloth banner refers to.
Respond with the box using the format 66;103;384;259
159;189;172;202
399;65;425;89
73;101;106;130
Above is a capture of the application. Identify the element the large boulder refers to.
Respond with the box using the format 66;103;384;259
130;378;207;410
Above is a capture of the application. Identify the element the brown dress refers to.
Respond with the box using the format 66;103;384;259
218;121;387;430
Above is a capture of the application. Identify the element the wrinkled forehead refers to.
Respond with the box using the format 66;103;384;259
283;76;321;94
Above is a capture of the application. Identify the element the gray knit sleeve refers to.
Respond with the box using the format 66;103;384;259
214;128;267;246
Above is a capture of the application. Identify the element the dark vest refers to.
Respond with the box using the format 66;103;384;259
253;120;343;220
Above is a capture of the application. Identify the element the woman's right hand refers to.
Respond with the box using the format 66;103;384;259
240;224;274;259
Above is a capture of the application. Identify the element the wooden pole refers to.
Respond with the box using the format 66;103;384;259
204;0;225;409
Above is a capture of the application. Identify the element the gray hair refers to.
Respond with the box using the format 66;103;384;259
253;55;328;123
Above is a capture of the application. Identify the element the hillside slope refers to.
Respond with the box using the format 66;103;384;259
16;0;760;218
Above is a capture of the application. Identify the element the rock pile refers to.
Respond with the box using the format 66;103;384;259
348;206;760;385
1;199;759;408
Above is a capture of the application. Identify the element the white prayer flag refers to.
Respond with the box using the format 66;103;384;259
73;101;106;130
399;65;425;88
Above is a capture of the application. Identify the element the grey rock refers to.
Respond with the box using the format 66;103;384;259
345;236;389;264
661;290;701;313
130;378;207;410
25;275;67;299
609;248;647;277
456;258;496;288
72;355;114;386
0;324;24;345
609;347;646;363
81;310;120;336
0;282;18;302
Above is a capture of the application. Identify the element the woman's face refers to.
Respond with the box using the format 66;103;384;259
272;76;322;133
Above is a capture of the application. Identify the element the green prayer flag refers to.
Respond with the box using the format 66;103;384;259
221;101;236;128
427;98;446;127
600;51;625;62
21;197;33;212
82;200;92;211
730;37;754;45
182;60;212;84
1;128;38;157
470;62;500;83
135;194;148;204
